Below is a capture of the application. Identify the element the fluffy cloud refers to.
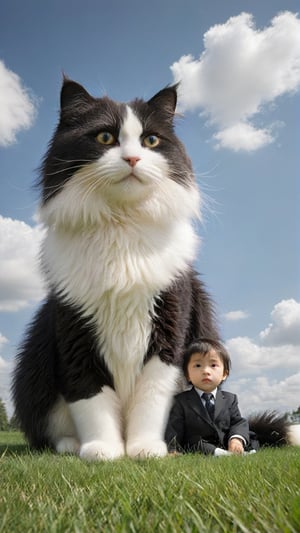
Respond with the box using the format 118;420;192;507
225;299;300;414
229;373;300;416
0;215;45;311
226;336;299;374
212;122;274;152
0;334;12;417
224;310;249;321
171;11;300;151
0;333;8;357
0;60;37;146
260;299;300;346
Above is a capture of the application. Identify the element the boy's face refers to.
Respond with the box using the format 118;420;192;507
186;349;228;392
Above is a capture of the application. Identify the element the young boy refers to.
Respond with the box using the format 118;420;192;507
165;338;258;456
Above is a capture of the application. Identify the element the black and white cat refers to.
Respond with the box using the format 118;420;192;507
12;79;219;460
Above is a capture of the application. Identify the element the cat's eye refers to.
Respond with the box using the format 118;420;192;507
143;135;160;148
96;131;116;145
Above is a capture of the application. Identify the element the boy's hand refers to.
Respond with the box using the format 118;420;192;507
228;438;244;454
168;451;182;456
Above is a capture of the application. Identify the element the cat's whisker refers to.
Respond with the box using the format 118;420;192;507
43;182;66;191
44;157;96;178
72;173;112;207
43;186;64;202
46;165;87;177
52;157;94;164
75;170;108;188
81;181;102;205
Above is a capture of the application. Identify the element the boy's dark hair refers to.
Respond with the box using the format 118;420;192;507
183;338;231;379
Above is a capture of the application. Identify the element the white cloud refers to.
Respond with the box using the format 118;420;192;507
0;332;8;353
0;59;38;146
260;299;300;346
213;122;274;152
0;361;13;418
171;11;300;151
225;299;300;414
0;334;12;417
228;373;300;416
226;336;299;374
224;310;249;321
0;355;9;371
0;215;46;311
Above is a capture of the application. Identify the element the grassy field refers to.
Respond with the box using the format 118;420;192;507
1;432;299;533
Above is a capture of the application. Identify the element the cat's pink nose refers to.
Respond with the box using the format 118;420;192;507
123;156;141;167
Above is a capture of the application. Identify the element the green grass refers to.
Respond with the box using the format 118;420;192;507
1;432;300;533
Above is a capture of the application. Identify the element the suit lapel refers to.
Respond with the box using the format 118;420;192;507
214;388;226;421
187;388;215;425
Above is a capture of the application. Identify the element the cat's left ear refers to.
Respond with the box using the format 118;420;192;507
60;78;94;113
147;84;178;117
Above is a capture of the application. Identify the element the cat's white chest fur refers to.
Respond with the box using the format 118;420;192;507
43;214;197;403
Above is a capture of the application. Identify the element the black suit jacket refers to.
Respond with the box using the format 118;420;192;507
165;387;250;455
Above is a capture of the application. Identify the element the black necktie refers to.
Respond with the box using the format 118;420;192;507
202;392;215;420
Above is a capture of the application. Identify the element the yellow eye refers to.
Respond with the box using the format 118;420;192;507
143;134;160;148
96;131;116;145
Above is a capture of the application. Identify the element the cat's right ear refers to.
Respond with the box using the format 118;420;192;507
147;84;178;117
60;78;94;112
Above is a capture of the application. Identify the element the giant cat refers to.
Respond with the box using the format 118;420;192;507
12;79;219;460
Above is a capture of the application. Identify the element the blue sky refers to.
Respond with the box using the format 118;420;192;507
0;0;299;417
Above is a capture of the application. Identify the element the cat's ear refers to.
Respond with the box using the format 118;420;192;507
60;78;94;112
147;85;178;117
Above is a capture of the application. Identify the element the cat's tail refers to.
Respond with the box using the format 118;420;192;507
248;410;300;447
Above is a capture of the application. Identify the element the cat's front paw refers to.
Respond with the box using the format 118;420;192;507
126;439;168;459
79;440;125;461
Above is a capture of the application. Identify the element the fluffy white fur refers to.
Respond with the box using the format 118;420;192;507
41;107;201;459
126;356;181;458
288;424;300;446
70;387;125;460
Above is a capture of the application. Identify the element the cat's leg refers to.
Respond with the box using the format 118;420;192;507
69;386;125;460
126;355;180;458
47;396;80;454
